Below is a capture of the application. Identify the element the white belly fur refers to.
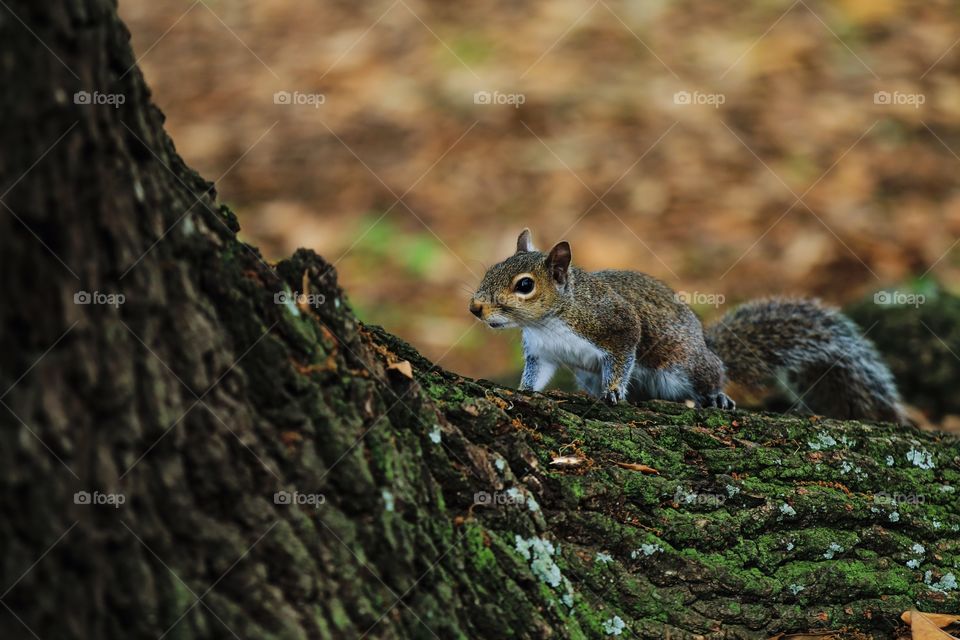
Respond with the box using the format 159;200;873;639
523;320;696;403
631;365;695;402
522;319;606;372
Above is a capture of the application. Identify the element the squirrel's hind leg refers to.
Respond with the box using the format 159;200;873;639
701;391;736;410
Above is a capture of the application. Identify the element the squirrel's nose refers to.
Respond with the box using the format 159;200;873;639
469;301;483;318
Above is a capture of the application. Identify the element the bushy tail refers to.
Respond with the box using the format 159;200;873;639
705;298;906;423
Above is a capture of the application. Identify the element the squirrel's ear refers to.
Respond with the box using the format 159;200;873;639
547;241;571;285
516;228;534;253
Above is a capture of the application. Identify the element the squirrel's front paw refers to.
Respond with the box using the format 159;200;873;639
602;388;625;404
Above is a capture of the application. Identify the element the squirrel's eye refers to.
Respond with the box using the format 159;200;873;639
514;277;535;294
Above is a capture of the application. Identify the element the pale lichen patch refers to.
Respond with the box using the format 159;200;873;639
602;615;625;636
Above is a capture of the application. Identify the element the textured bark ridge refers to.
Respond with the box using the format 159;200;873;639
1;2;959;639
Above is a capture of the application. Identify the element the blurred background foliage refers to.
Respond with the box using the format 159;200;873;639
120;0;960;386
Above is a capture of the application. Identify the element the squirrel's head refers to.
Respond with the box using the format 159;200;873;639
469;229;572;329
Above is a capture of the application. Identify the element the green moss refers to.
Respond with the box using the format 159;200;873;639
165;574;195;629
347;324;960;637
464;523;498;571
571;599;615;637
326;598;353;633
570;479;585;500
705;413;728;428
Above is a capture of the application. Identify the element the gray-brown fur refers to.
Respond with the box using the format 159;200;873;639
592;270;727;397
706;298;906;423
470;230;730;408
472;230;905;423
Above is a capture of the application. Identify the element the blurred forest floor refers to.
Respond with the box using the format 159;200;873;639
120;0;960;387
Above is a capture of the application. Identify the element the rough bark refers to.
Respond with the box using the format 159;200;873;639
1;2;958;640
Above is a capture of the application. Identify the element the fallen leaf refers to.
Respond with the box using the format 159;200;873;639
911;616;958;639
902;611;960;628
903;610;960;639
615;462;659;475
387;360;413;379
550;455;586;468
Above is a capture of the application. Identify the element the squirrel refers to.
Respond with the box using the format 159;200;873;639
468;229;906;424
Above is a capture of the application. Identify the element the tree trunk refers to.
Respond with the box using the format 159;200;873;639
1;2;958;639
